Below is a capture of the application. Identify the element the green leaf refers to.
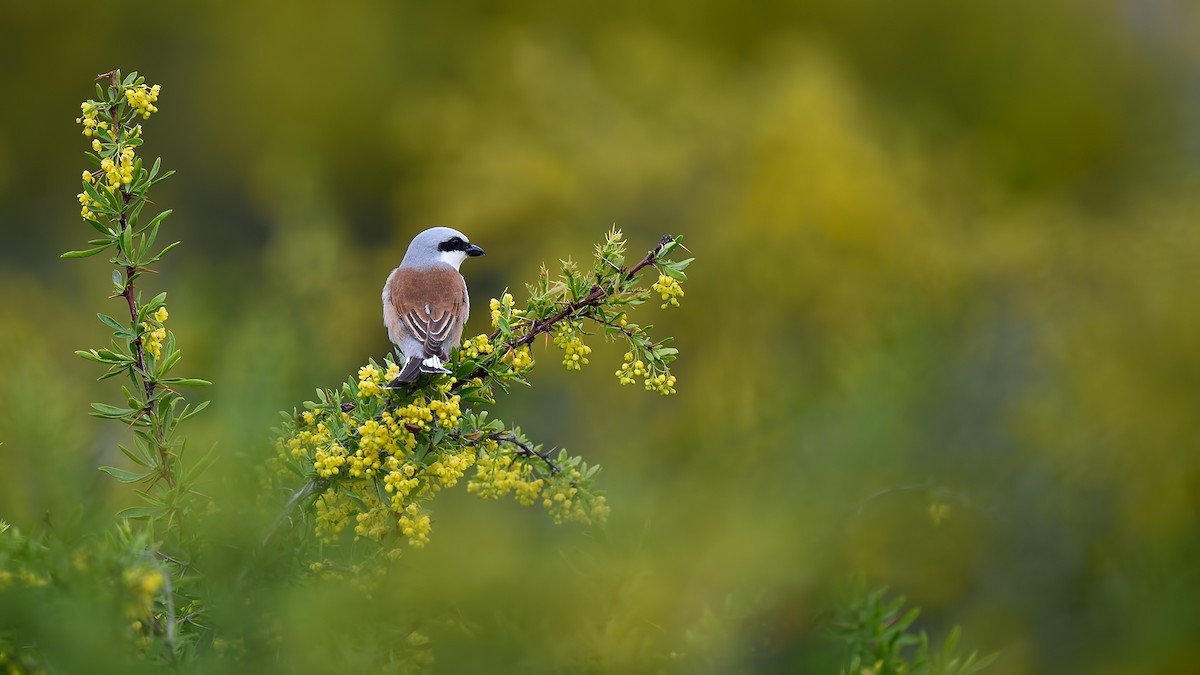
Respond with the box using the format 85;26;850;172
75;349;106;363
180;400;210;422
157;347;183;375
115;506;160;520
119;225;134;257
82;181;115;215
96;313;125;332
138;210;171;258
61;245;110;259
162;377;212;387
90;402;137;419
112;269;124;290
660;264;688;281
147;169;176;189
119;443;151;468
99;465;148;483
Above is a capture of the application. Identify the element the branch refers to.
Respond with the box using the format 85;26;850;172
451;429;563;475
103;71;172;488
260;478;325;548
490;431;562;475
457;234;674;388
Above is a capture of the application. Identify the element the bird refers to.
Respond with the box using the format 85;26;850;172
382;227;485;387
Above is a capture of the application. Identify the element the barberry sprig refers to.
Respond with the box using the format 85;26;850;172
455;230;689;395
62;69;212;662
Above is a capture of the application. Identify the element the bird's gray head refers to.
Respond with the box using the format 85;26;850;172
400;227;485;270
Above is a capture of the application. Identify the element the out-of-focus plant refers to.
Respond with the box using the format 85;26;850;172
833;583;998;675
268;229;691;564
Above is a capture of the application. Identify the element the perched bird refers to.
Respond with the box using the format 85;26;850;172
382;227;485;386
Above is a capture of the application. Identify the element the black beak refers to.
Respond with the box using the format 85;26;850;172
465;243;485;257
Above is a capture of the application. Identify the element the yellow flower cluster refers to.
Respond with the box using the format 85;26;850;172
428;447;475;490
283;413;333;463
428;395;462;429
122;566;163;619
99;145;137;186
552;324;592;371
489;292;522;329
76;101;107;137
615;353;677;394
460;333;495;360
355;500;392;541
506;345;533;372
124;83;161;119
357;364;383;398
398;504;432;548
615;353;646;385
652;274;685;309
467;450;545;505
142;306;169;359
644;372;678;396
314;489;354;542
313;442;350;478
77;141;139;217
78;189;100;220
0;567;48;591
384;463;421;508
541;470;610;526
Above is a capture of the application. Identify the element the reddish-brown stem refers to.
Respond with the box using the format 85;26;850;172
105;71;171;488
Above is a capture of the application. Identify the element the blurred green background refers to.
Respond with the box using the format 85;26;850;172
3;0;1200;672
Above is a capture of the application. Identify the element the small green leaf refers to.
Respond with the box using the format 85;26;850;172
162;377;212;387
119;225;134;256
119;444;151;468
660;264;687;281
115;506;160;520
61;245;110;259
75;349;105;363
149;240;181;262
179;400;210;423
99;465;148;483
112;269;124;290
97;313;125;332
90;402;136;419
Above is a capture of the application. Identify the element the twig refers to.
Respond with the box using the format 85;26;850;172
452;429;563;475
159;562;177;661
457;235;674;389
490;431;562;475
104;71;171;488
260;478;324;548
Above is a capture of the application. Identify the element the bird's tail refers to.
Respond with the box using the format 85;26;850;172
387;356;424;388
386;355;452;388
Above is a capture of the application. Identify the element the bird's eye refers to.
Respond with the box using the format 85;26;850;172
438;236;465;252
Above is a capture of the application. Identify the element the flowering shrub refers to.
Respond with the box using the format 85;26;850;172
267;227;691;563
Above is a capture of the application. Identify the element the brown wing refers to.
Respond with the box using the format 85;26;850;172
387;266;468;360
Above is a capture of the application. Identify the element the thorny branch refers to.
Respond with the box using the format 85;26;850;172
457;234;675;389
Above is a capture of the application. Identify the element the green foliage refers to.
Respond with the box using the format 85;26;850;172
55;70;212;663
833;583;998;675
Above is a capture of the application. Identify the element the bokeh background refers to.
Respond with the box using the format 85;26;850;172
3;0;1200;672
